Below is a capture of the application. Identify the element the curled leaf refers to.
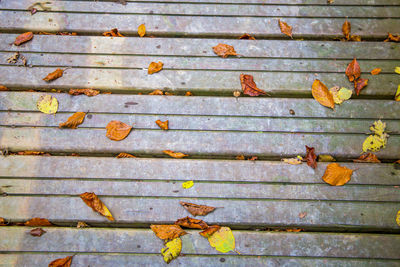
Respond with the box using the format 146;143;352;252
240;74;268;96
138;24;146;37
182;180;194;189
345;58;360;82
384;33;400;42
150;224;187;240
161;238;182;264
278;19;293;38
239;33;255;40
103;28;124;37
59;112;85;129
354;78;368;96
199;225;221;238
24;218;53;227
305;146;317;169
371;68;382;75
311;80;335;109
148;61;163;74
342;20;351;40
175;216;208;229
353;153;381;163
318;155;336;162
156;120;169;130
322;163;353;186
49;256;73;267
106;120;132;141
207;227;237;253
30;228;46;237
14;32;34;46
116;152;136;158
69;88;100;96
80;192;114;221
212;43;238;58
163;150;188;158
180;201;216;216
37;95;58;114
43;68;64;82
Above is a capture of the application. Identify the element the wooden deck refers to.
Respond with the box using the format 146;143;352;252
0;0;399;266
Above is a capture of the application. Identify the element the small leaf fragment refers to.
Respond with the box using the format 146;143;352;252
77;221;90;228
318;155;336;162
298;212;307;218
180;201;216;216
185;91;193;96
239;33;255;40
322;163;353;186
17;151;50;156
69;88;100;96
80;192;114;221
396;210;400;227
345;58;361;82
14;32;34;46
199;225;221;238
37;95;58;114
106;120;132;141
163;150;188;158
103;28;124;37
207;227;236;253
43;68;64;82
149;89;164;95
353;153;381;163
24;218;53;227
342;20;351;40
384;33;400;42
148;61;163;74
0;217;7;226
305;146;317;169
395;85;400;101
116;152;136;158
59;112;86;129
150;224;187;240
182;180;194;189
349;35;361;42
175;216;208;229
371;68;382;75
395;67;400;75
282;157;302;165
354;78;368;96
278;19;293;38
212;43;238;58
49;256;73;267
240;74;268;96
30;228;46;237
161;238;182;264
138;24;146;37
311;80;335;109
156;120;169;130
0;85;8;91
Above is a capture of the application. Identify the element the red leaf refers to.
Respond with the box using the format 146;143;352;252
305;146;317;169
345;58;361;82
240;74;268;96
354;78;368;96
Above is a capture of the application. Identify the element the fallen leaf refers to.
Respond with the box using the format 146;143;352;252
77;221;89;228
69;88;100;96
248;156;258;161
150;224;187;240
322;163;353;186
286;228;303;232
80;192;114;221
14;32;34;46
0;85;8;91
349;35;361;42
30;228;46;237
156;120;169;130
161;238;182;264
185;91;193;96
395;85;400;101
0;218;6;226
396;67;400;74
327;0;334;4
282;157;302;165
329;86;352;104
353;153;381;163
298;212;307;218
138;24;146;37
103;28;124;37
182;180;194;189
384;33;400;42
235;155;245;160
149;89;164;95
354;78;369;96
59;112;86;129
362;120;389;153
233;90;241;97
318;155;336;162
175;216;208;229
24;218;53;227
212;43;238;58
311;80;335;109
239;33;255;40
371;68;382;75
49;256;73;267
345;58;361;82
116;152;136;158
396;210;400;226
180;201;216;216
240;74;268;96
342;20;351;40
17;151;50;156
305;146;317;169
207;227;237;253
37;95;58;114
199;225;221;237
278;19;293;38
106;121;132;141
163;150;188;158
7;52;19;64
43;68;64;82
148;61;163;74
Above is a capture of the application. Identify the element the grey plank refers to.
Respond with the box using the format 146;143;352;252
1;156;398;185
1;197;399;229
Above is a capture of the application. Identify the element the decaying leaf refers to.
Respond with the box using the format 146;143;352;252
239;33;255;40
240;74;268;96
14;32;34;46
69;88;100;96
199;225;221;238
37;95;58;114
282;156;303;165
116;152;136;158
311;80;335;109
161;237;182;264
0;85;8;91
345;58;361;82
106;120;132;141
80;192;114;221
384;33;400;42
395;85;400;101
151;224;187;240
24;218;53;227
278;19;293;38
77;221;89;228
59;112;86;129
103;28;124;37
342;20;351;40
7;52;19;64
30;228;46;237
207;227;237;253
353;153;381;163
329;86;352;104
212;43;238;58
156;120;169;130
148;61;163;74
371;68;382;75
318;155;336;162
182;180;194;189
180;201;216;216
354;78;368;96
163;150;188;158
138;24;146;37
43;68;64;82
149;89;164;95
322;163;353;186
362;120;389;153
49;256;73;267
305;146;317;169
175;216;208;229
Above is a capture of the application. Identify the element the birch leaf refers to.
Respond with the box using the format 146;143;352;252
322;163;353;186
161;238;182;264
37;95;58;114
208;227;237;253
182;180;194;189
59;112;86;129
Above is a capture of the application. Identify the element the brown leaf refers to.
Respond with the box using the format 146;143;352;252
0;85;8;91
353;153;381;163
116;152;136;158
149;89;164;95
235;155;245;160
59;112;86;129
199;225;221;237
175;216;209;230
24;218;53;227
30;228;46;237
311;80;335;109
384;33;400;42
185;91;193;96
298;212;307;219
14;32;34;46
345;58;361;82
138;24;146;37
305;146;317;169
322;163;353;186
156;120;169;130
239;33;256;40
69;88;100;96
180;201;216;216
77;221;90;228
354;78;368;96
49;256;73;267
106;120;132;141
163;150;188;158
150;224;187;240
212;43;238;58
278;19;293;38
342;20;351;40
240;74;268;96
17;151;50;156
80;192;114;221
43;68;64;82
103;28;124;37
370;68;382;75
148;61;163;74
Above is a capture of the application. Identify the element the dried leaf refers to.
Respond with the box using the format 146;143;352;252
349;35;361;42
212;43;238;58
156;120;169;130
77;221;89;228
175;216;208;229
235;155;245;160
330;86;352;104
182;180;194;189
0;217;6;226
43;68;64;82
106;120;132;141
395;85;400;101
185;91;193;96
163;150;188;158
207;227;237;253
49;256;73;267
345;58;361;82
148;61;163;74
24;218;53;227
342;20;351;40
150;224;187;240
370;68;382;75
353;153;381;163
149;89;164;95
362;120;388;153
199;225;221;237
116;152;136;158
37;95;58;114
59;112;85;129
7;52;19;64
282;157;302;165
322;163;353;186
14;32;34;46
384;33;400;42
103;28;124;37
138;24;146;37
30;228;46;237
278;19;293;38
239;33;255;40
305;146;317;169
164;92;174;95
354;78;368;96
311;80;335;109
80;192;114;221
240;74;268;96
286;228;303;232
0;85;8;91
318;155;336;162
69;88;100;96
180;201;216;216
161;238;182;264
17;151;50;156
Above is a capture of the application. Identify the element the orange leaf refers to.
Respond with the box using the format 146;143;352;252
163;150;188;158
116;152;136;158
384;33;400;42
14;32;34;46
354;78;368;96
322;163;353;186
59;112;86;129
0;217;7;226
69;88;100;96
24;218;53;227
43;69;64;82
80;192;114;221
349;35;361;42
180;201;216;216
106;120;132;141
239;33;255;40
49;256;73;267
138;24;146;37
286;228;303;232
345;58;361;82
30;228;46;237
278;19;293;38
0;85;8;91
185;91;193;96
17;151;50;156
311;80;335;109
156;120;169;130
175;216;209;230
342;20;351;40
212;43;238;58
353;153;381;163
148;61;163;74
370;68;382;75
305;146;317;169
150;224;187;240
103;28;124;37
149;89;164;95
235;155;245;160
199;225;221;237
240;74;268;96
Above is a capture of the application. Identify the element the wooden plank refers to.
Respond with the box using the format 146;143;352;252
1;197;399;229
1;11;399;38
1;156;398;185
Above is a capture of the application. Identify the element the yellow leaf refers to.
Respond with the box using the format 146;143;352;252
370;120;386;137
395;85;400;101
329;87;352;105
182;180;194;189
396;210;400;227
161;238;182;264
282;157;302;165
362;120;389;153
318;155;336;162
138;24;146;37
207;227;238;253
395;67;400;74
312;80;335;109
37;95;58;114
